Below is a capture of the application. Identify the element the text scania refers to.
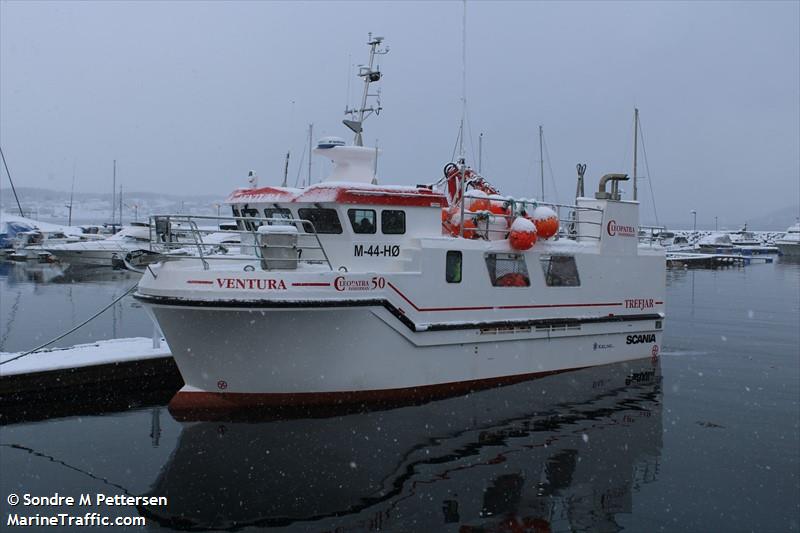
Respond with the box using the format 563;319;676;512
216;278;287;290
354;244;400;257
625;298;655;310
626;334;657;344
606;220;636;237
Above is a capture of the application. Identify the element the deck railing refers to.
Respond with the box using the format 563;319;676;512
146;214;333;271
454;195;605;241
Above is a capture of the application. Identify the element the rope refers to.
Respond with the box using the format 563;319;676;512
542;133;561;204
0;282;139;366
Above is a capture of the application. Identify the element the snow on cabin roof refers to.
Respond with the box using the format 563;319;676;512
226;182;447;208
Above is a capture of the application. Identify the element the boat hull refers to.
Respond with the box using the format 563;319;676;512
143;301;663;418
777;242;800;257
47;249;132;267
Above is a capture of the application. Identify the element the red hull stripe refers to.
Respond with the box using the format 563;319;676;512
291;282;331;287
186;280;214;285
387;281;622;312
167;366;585;422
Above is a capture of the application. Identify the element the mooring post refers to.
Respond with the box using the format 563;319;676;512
152;323;161;349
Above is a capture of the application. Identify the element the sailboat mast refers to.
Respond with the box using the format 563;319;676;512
539;125;544;201
633;107;639;201
112;160;116;227
307;123;313;186
0;146;24;216
68;163;75;226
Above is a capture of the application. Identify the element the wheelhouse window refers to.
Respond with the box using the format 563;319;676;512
348;209;376;234
540;255;581;287
239;206;263;231
446;251;462;283
264;207;294;226
382;210;406;235
298;208;343;234
485;253;530;287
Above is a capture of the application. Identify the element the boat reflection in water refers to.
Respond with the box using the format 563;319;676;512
142;358;662;532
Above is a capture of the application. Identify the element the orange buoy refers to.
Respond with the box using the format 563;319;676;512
461;218;478;239
487;195;508;215
533;206;559;239
448;210;478;239
467;190;490;212
509;217;538;250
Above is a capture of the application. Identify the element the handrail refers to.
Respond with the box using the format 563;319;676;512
453;195;605;241
146;214;334;270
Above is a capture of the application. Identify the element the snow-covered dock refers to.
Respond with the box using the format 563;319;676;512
1;338;181;423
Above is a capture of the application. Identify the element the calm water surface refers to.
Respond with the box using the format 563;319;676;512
0;259;798;532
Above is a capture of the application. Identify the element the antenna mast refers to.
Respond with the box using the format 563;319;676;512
343;34;388;146
459;0;467;160
633;107;639;201
478;132;483;173
282;151;290;187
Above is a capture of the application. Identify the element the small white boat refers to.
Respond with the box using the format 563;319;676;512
696;232;735;252
728;224;761;247
6;230;78;261
43;223;152;267
775;221;800;257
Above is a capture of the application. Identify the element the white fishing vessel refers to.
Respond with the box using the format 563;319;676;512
775;220;800;256
135;36;665;417
43;222;151;267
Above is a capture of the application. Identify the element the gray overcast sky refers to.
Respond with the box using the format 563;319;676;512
1;0;798;226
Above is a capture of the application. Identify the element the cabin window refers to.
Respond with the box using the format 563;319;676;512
298;208;343;234
264;207;294;226
348;209;377;234
540;255;581;287
240;206;263;231
446;251;462;283
382;210;406;235
485;253;530;287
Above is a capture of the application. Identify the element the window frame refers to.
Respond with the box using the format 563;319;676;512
381;209;406;235
446;250;462;283
297;207;344;235
485;252;531;288
540;255;581;287
347;208;377;234
263;207;294;226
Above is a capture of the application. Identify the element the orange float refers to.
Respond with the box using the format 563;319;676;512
461;218;478;239
467;190;490;212
508;217;538;250
488;195;509;215
532;206;559;239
